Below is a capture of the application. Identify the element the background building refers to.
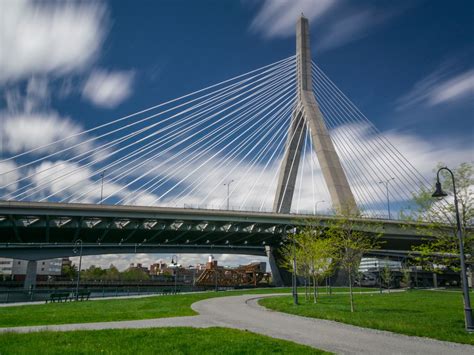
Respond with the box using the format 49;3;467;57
359;258;402;273
0;257;63;281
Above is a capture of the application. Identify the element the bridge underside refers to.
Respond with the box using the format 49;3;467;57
1;201;426;260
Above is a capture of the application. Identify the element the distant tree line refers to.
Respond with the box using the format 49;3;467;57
62;264;150;281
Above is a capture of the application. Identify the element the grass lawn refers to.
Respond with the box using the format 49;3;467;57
260;290;474;345
0;327;329;354
0;287;373;328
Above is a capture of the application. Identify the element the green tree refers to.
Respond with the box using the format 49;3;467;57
62;264;77;280
121;268;149;281
105;264;120;281
327;207;382;312
401;267;411;289
307;236;336;303
279;220;338;303
278;231;312;300
81;265;106;281
405;162;473;273
381;261;393;292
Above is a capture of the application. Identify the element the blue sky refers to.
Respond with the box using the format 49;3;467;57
0;0;472;269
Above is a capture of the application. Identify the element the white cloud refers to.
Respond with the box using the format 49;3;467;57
2;113;85;154
396;68;474;110
317;10;373;51
0;0;108;83
28;160;94;200
82;70;135;108
250;0;337;38
25;160;124;203
0;77;108;159
328;122;473;214
250;1;411;52
429;70;474;106
0;161;20;193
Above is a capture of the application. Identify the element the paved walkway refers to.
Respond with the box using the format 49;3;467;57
1;294;473;355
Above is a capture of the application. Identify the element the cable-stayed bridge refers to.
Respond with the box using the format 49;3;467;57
0;17;435;286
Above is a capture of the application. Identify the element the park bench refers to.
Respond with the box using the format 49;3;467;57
74;290;91;301
46;292;71;303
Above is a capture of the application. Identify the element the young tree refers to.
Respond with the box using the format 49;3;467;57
381;261;393;292
307;236;336;303
405;162;473;273
278;231;312;301
327;208;382;312
279;220;337;303
401;267;411;289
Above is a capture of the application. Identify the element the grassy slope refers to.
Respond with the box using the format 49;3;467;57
0;327;330;354
0;287;373;328
260;290;474;345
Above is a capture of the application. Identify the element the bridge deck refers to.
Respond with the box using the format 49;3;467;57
0;201;424;260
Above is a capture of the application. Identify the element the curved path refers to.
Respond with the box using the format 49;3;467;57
1;294;473;355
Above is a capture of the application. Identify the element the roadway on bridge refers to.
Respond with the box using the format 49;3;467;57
1;293;472;354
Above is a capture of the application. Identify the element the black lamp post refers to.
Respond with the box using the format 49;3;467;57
171;255;178;294
73;239;83;301
289;226;298;305
432;167;473;332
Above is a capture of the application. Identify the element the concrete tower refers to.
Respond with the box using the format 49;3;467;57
273;16;357;214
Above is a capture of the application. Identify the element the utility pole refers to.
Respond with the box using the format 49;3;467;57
73;239;83;300
379;178;394;219
171;255;178;294
100;171;105;204
315;200;325;215
223;180;234;210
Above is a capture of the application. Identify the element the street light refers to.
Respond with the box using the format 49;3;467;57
223;180;234;210
315;200;325;215
100;171;105;204
286;226;298;305
73;239;83;301
379;178;395;219
432;166;473;332
171;255;178;294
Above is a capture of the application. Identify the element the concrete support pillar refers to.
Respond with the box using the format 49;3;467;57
265;246;284;286
24;260;37;290
296;16;356;213
273;111;306;213
273;16;357;213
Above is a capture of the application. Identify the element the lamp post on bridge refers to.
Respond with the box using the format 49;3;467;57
379;178;395;219
100;171;105;204
223;180;234;210
432;167;473;332
315;200;325;215
73;239;83;301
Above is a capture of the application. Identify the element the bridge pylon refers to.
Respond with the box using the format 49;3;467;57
273;16;357;214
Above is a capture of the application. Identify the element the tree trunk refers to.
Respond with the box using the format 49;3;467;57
305;276;308;301
348;266;354;312
313;275;318;303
